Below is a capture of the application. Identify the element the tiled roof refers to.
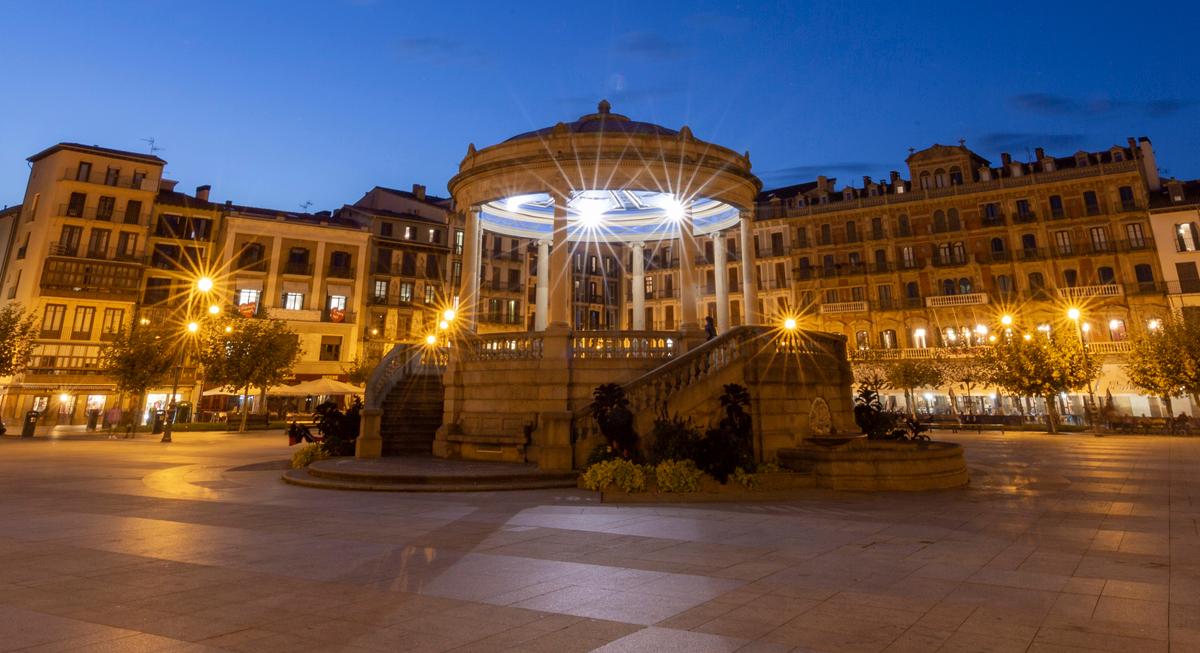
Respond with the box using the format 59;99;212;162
27;142;166;165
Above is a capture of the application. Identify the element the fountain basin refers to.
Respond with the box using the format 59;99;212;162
777;438;968;491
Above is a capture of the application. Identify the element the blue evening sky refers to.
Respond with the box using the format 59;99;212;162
1;1;1196;210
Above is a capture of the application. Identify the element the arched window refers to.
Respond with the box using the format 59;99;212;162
959;278;972;294
855;330;870;349
1064;269;1078;287
934;168;947;188
1021;234;1037;250
897;214;911;236
952;242;966;262
1098;266;1116;284
990;237;1006;253
947;208;961;230
912;327;928;348
1109;319;1127;341
919;172;931;189
1029;271;1046;290
881;329;897;349
933;210;947;232
942;279;956;295
949;166;964;185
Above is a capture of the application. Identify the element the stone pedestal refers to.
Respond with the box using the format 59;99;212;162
355;408;383;459
534;410;574;471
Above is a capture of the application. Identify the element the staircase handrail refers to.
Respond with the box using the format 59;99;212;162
365;344;447;411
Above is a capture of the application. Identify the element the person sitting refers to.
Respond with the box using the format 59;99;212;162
287;420;316;446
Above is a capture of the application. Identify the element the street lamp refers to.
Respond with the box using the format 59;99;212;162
1067;307;1096;426
162;277;214;443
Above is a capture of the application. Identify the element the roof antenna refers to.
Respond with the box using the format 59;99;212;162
141;137;164;155
300;201;313;211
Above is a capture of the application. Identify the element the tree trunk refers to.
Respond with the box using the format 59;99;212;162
1162;396;1174;419
905;388;915;418
1044;394;1059;434
130;391;143;436
239;387;250;433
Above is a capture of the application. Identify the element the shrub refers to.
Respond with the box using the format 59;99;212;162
590;384;640;461
655;459;704;493
290;443;329;469
732;467;757;489
581;459;646;493
694;384;755;483
584;442;620;467
647;409;702;464
314;399;362;456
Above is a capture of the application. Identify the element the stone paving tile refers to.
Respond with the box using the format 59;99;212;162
1;431;1199;652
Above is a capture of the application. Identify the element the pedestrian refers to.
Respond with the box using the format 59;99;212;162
106;406;122;439
704;315;717;340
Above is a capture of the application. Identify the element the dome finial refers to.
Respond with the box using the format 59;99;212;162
598;99;611;115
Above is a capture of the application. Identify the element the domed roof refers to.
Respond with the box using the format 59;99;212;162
505;100;679;142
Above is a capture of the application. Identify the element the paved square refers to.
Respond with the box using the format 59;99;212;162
0;431;1196;652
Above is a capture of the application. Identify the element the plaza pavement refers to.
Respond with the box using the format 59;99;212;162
0;430;1196;652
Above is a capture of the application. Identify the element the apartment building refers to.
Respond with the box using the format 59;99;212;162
1149;179;1200;316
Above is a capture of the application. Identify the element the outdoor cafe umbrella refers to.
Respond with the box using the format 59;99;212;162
289;378;365;396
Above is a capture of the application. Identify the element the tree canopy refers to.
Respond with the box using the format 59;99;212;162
1123;316;1200;415
196;316;301;431
980;331;1099;432
100;326;176;425
0;304;37;377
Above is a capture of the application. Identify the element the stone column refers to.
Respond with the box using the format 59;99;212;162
547;196;570;329
678;212;700;336
460;207;482;331
631;241;646;330
534;239;550;331
739;213;759;326
712;232;729;332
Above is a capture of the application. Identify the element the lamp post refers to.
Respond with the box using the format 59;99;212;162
161;276;214;443
1067;307;1097;427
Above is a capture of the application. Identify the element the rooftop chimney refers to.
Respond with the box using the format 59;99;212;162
862;176;872;188
1034;148;1045;160
889;170;901;185
412;184;426;201
1000;152;1012;166
1138;137;1161;191
195;185;211;202
817;175;828;191
159;179;178;192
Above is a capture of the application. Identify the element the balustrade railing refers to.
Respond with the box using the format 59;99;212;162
571;331;676;359
465;333;544;360
365;344;446;410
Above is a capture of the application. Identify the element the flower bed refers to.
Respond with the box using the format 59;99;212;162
579;465;815;503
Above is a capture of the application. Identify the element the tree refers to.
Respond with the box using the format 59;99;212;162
885;359;944;417
0;305;37;377
589;383;639;460
100;327;176;430
342;354;379;387
197;317;301;432
1124;317;1200;416
980;331;1099;433
942;353;989;416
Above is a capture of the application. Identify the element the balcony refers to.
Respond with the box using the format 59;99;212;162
1058;285;1123;301
283;261;314;276
981;215;1007;228
327;265;354;279
60;168;152;191
322;310;356;324
57;203;148;225
1013;211;1038;224
1087;341;1132;355
236;259;268;273
40;258;142;300
819;301;869;314
267;307;322;322
931;253;971;268
926;293;988;308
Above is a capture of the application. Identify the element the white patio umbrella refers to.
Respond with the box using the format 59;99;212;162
290;378;365;396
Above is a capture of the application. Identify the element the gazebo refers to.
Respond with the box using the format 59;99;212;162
357;102;853;469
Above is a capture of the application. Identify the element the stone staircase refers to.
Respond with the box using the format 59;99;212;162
380;370;444;456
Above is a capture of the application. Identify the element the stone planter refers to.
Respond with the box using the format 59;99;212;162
587;470;815;503
777;438;968;491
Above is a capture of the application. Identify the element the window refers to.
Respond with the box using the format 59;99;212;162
844;222;858;243
1119;186;1136;210
870;217;884;239
283;292;305;310
1125;223;1146;249
1064;269;1078;287
1049;195;1064;218
123;200;142;224
131;171;145;189
942;279;956;295
900;246;915;268
947;209;961;231
399;282;413;303
1083;191;1100;215
425;254;441;279
238;288;261;307
1089;227;1110;252
855;331;869;349
100;308;123;338
87;229;110;258
1177;262;1200;293
41;304;66;337
319;336;342;361
905;281;920;299
959;278;972;294
881;329;897;349
1177;223;1200;252
59;225;82;255
76;161;92;182
933;210;947;232
822;255;836;273
71;306;95;339
328;295;347;312
996;274;1014;293
144;278;171;304
877;284;892;308
1097;266;1116;284
912;328;928;349
949;167;963;185
1054;231;1072;255
330;251;352;274
238;243;264;268
96;196;115;221
1134;264;1154;287
1109;319;1127;341
404;226;414;240
451;261;462;287
1021;234;1037;251
67;192;86;217
983;203;1000;222
380;222;393;237
823;289;839;303
424;284;436;304
1028;272;1046;291
373;280;388;301
897;215;911;236
1016;199;1032;219
820;224;832;245
454;230;464;255
428;228;440;243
